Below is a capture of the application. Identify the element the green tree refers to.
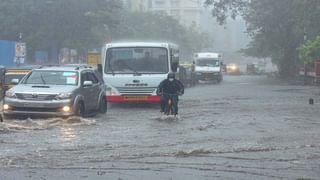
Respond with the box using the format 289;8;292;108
0;0;121;61
106;11;213;60
0;1;212;63
298;34;320;65
205;0;320;77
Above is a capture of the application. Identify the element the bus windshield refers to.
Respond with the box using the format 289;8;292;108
105;47;168;74
196;58;220;67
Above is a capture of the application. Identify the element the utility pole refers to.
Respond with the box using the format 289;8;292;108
303;0;307;85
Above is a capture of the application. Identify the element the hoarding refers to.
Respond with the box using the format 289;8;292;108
0;40;16;67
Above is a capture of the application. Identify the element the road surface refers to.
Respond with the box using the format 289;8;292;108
1;75;320;179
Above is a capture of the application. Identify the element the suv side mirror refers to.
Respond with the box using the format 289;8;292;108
83;81;93;87
171;52;179;72
11;79;19;85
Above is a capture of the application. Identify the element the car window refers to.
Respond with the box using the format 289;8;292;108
81;72;89;86
81;71;98;85
88;72;99;84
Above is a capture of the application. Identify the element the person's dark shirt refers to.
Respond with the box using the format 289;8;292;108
157;79;184;95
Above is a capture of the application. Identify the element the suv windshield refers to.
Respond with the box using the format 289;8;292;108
105;47;168;74
196;59;220;67
23;70;78;85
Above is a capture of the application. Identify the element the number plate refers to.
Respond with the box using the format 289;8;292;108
22;103;43;108
123;96;148;101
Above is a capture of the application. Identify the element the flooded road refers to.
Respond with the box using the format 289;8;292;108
1;75;320;180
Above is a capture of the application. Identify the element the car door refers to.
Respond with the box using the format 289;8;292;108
87;71;101;109
81;71;97;111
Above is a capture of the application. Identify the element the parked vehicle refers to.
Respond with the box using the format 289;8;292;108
179;63;197;86
193;52;223;83
102;42;179;103
246;61;266;75
299;60;320;85
2;64;107;119
0;67;32;95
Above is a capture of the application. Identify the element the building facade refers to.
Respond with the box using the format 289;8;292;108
149;0;202;27
123;0;148;12
124;0;202;28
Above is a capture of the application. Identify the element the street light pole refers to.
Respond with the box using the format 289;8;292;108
16;33;23;67
303;0;307;85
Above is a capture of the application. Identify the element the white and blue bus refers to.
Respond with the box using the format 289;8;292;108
102;42;179;103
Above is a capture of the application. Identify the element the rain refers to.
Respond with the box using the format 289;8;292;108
1;0;320;179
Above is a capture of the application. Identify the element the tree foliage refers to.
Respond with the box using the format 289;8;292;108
205;0;320;77
298;34;320;65
204;0;248;25
106;11;212;59
0;0;121;58
0;1;212;62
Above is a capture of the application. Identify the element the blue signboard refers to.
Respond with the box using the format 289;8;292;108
0;40;16;67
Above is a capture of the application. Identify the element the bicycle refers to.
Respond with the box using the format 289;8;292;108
162;93;179;116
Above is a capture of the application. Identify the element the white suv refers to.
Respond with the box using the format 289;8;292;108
2;65;107;119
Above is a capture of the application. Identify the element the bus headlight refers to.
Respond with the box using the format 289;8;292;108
106;88;118;96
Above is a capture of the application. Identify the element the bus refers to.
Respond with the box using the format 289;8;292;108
102;42;179;103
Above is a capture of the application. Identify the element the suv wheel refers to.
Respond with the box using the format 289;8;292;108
98;97;107;114
76;102;85;117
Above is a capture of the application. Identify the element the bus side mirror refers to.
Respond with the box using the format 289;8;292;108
172;62;178;72
171;53;179;72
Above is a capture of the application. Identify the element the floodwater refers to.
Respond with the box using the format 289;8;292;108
1;75;320;179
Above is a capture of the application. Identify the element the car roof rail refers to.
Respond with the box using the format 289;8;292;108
74;64;92;70
38;64;61;69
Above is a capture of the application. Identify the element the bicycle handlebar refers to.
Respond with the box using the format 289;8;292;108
159;92;181;96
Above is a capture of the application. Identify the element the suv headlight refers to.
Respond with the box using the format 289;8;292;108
5;91;16;98
56;93;72;99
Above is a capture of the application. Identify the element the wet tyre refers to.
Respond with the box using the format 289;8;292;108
98;97;107;114
76;102;85;117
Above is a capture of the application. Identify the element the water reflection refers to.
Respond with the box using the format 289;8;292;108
60;126;77;143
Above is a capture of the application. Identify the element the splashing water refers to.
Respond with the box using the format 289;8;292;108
0;116;96;132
